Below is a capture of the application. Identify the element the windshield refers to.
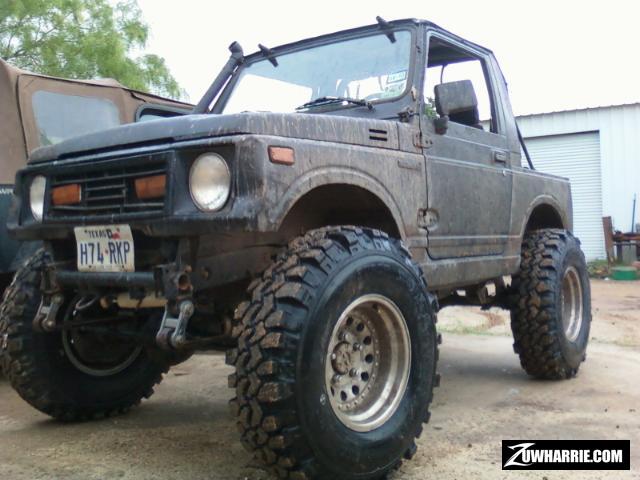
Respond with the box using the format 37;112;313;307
32;91;121;146
222;31;412;113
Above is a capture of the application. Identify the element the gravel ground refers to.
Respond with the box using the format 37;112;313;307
0;279;638;479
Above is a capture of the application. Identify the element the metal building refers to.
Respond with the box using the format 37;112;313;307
517;103;640;260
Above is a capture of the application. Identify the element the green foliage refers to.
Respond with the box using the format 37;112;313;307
587;259;611;278
0;0;183;98
424;96;438;119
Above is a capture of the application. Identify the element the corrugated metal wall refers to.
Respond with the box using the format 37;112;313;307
517;104;640;236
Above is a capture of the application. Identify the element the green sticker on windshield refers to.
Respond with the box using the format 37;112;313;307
387;70;407;84
379;82;405;98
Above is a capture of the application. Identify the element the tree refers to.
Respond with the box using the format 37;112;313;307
0;0;183;99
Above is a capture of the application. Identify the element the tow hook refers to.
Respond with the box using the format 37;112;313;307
33;293;65;332
156;300;194;350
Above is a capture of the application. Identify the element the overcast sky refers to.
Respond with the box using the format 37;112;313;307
137;0;639;116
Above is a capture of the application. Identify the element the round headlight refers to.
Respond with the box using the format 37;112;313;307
29;175;47;221
189;153;231;211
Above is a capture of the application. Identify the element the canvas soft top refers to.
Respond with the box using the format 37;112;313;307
0;59;191;183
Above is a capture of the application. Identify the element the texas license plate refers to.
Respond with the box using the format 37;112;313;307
74;225;134;272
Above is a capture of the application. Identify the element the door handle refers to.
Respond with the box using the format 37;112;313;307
493;150;508;163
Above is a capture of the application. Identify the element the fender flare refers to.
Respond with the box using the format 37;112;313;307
519;195;571;238
267;167;407;239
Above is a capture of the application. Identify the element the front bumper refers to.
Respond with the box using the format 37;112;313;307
55;270;156;289
51;261;190;302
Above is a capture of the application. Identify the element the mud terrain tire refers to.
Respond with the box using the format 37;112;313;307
227;226;439;479
511;229;591;379
0;250;168;421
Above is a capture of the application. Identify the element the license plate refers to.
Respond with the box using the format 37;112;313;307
74;225;134;272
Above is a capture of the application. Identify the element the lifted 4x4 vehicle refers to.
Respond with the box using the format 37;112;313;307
2;18;591;480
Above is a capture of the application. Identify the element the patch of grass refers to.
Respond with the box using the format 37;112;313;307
437;308;511;337
438;323;508;337
587;259;610;278
438;326;505;336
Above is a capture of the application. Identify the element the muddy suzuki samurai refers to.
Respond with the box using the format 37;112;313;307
1;18;591;480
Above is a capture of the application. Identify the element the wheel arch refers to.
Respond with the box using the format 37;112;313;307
520;196;571;237
272;170;406;239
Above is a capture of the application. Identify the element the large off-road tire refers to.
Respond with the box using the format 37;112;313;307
227;226;439;480
0;250;169;421
510;229;591;379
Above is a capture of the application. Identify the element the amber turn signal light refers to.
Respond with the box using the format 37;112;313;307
51;183;81;206
135;174;166;200
135;175;167;200
268;146;295;165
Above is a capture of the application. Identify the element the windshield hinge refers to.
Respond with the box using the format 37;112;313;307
413;131;433;149
398;106;415;123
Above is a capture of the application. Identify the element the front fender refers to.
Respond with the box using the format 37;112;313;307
266;166;407;239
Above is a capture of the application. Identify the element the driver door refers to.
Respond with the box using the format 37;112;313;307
421;34;513;259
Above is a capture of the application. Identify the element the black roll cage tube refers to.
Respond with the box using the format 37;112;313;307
517;123;535;170
192;41;245;114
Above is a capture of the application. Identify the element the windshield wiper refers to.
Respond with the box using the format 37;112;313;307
296;96;373;111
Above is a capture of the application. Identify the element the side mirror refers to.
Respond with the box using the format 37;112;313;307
433;80;480;133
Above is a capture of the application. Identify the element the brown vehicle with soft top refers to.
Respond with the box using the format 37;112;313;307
1;19;591;480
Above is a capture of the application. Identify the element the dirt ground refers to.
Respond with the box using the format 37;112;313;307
438;279;640;347
0;279;638;479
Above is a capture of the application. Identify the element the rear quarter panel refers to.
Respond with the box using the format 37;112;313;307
508;165;573;255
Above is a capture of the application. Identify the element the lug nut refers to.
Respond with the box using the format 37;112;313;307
332;374;342;384
331;353;337;360
349;368;358;377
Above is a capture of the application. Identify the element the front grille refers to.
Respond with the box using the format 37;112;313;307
46;157;168;219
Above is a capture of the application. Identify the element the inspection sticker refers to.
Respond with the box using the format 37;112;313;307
386;70;407;84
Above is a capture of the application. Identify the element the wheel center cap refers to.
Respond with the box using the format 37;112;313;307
331;342;352;374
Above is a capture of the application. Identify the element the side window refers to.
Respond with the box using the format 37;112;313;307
424;37;497;133
138;105;189;122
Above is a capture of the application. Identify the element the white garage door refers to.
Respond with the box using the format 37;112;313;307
524;132;604;260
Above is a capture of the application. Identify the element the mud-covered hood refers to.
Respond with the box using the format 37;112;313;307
29;111;403;163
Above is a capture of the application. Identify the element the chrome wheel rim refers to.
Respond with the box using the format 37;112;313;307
561;266;583;342
325;294;411;432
